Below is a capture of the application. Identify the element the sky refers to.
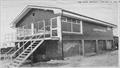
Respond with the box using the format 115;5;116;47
0;0;119;44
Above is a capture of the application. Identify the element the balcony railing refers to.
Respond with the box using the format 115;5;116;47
17;28;32;37
16;25;51;37
16;17;59;39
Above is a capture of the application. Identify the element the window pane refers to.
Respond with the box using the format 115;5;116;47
73;24;80;32
38;21;44;30
62;22;71;32
61;16;67;22
67;17;72;23
52;30;57;36
52;18;57;28
76;20;80;23
72;19;76;23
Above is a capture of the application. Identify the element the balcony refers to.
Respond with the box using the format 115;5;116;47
16;17;59;40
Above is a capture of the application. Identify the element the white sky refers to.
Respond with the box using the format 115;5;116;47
0;0;119;43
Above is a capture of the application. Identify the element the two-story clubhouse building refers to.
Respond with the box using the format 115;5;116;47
9;5;116;67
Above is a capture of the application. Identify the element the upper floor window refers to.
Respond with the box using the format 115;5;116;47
72;18;76;23
67;17;72;23
61;16;67;22
107;27;112;30
76;20;80;23
61;16;81;24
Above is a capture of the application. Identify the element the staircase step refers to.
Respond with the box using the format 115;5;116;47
32;44;37;46
19;55;26;58
21;53;29;56
32;46;35;48
33;42;39;44
12;62;21;67
27;48;32;50
9;40;44;67
22;53;29;55
24;51;31;53
10;63;17;67
16;58;23;61
13;60;20;64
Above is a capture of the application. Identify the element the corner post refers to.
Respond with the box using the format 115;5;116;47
80;20;83;34
57;16;64;60
31;22;34;66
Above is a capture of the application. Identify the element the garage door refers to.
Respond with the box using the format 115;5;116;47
98;40;106;52
84;40;96;54
106;40;113;50
63;40;82;57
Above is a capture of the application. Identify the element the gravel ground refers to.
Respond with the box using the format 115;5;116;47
0;50;119;68
23;50;119;67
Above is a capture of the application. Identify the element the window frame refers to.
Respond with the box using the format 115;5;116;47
61;16;83;34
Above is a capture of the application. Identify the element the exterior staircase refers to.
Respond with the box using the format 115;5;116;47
9;40;44;67
8;32;49;67
6;18;58;67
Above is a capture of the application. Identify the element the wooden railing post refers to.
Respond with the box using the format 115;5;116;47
43;20;45;38
50;18;52;37
31;23;34;35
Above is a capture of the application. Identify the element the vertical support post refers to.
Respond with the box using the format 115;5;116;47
50;18;52;37
43;20;45;38
18;42;20;48
96;40;99;54
57;16;64;60
17;42;20;56
80;20;83;34
30;41;33;66
23;42;24;51
105;40;108;50
111;40;114;50
71;20;73;32
31;23;34;35
57;16;62;38
31;41;32;50
82;40;85;56
23;26;25;37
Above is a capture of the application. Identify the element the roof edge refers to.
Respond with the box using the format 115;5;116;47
11;5;117;28
62;9;117;28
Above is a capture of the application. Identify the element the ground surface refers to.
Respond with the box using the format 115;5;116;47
0;50;119;68
23;50;119;67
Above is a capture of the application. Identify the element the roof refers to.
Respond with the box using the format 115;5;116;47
11;5;117;28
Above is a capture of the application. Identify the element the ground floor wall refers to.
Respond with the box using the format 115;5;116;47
63;40;82;57
62;39;114;57
18;39;114;62
30;40;62;62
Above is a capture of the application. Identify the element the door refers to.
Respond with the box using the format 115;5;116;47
106;40;113;49
51;17;58;37
84;40;96;54
98;40;106;52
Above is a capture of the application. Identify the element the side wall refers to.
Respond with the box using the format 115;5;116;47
62;19;114;57
62;20;113;40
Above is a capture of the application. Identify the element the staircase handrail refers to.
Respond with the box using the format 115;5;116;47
11;26;45;57
4;33;27;55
